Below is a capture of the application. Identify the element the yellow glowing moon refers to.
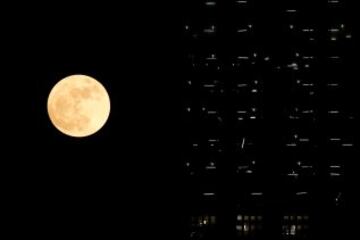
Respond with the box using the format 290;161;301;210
47;74;111;137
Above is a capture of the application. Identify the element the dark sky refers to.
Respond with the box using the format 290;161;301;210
2;1;357;239
3;2;184;238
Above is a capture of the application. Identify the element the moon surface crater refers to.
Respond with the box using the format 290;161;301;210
47;74;111;137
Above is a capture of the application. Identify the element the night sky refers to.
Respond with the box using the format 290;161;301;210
4;2;183;238
2;1;357;239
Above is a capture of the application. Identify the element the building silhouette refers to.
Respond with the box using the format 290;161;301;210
182;0;353;239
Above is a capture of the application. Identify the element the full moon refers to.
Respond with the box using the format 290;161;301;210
47;74;111;137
